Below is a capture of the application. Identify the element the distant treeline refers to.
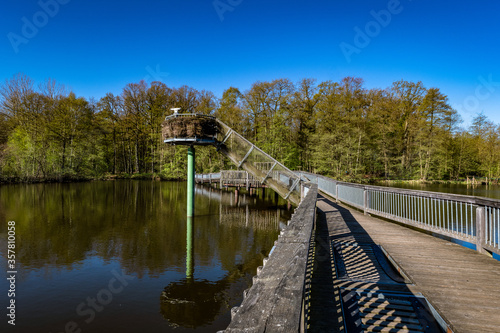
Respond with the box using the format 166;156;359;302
1;74;499;182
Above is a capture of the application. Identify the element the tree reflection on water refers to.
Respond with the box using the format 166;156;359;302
0;180;292;332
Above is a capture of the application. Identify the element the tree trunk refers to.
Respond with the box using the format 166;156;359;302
134;140;139;173
113;128;117;174
62;140;66;173
355;133;362;175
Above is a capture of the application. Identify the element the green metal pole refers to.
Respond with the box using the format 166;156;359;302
186;216;194;280
187;146;195;217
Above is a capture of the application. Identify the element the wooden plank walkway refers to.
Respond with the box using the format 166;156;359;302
317;194;500;333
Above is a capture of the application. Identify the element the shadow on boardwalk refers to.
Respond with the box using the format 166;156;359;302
307;195;444;333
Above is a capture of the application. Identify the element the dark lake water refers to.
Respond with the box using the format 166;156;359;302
0;181;292;333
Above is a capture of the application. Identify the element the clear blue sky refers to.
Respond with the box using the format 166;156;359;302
1;0;499;127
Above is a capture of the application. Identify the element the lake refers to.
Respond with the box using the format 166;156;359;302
0;181;291;332
376;182;500;200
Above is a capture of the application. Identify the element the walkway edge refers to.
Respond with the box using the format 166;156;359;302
221;184;318;333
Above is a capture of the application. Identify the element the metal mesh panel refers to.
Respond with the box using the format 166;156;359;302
213;118;301;205
295;172;336;198
272;164;301;200
246;148;274;180
338;184;364;209
226;132;252;166
317;177;337;198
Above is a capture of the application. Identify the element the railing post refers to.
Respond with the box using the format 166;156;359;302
336;184;339;203
363;189;369;215
476;206;485;254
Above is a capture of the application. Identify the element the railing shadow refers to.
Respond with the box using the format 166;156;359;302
308;195;444;333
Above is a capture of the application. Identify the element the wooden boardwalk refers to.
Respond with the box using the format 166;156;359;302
316;194;500;333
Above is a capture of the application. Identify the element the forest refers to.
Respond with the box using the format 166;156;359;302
1;73;499;183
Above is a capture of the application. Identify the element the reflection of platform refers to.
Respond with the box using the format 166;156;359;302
160;279;225;328
196;170;266;189
219;206;282;231
160;256;265;329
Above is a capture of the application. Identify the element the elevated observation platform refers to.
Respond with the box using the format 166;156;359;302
162;113;305;205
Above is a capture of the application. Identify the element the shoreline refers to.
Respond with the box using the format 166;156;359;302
0;173;185;185
372;178;499;186
1;174;499;186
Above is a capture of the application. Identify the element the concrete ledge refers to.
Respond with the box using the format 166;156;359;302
222;184;318;332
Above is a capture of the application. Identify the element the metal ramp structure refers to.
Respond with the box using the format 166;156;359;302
163;114;303;205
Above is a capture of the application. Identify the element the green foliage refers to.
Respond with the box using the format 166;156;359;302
1;74;500;183
3;127;32;177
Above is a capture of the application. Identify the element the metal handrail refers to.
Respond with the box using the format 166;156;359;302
298;171;500;256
